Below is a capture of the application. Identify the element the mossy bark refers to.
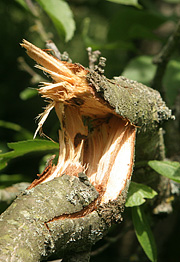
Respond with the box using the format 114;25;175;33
0;174;127;261
87;71;173;132
0;72;173;261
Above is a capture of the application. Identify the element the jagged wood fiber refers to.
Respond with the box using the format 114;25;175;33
0;40;174;262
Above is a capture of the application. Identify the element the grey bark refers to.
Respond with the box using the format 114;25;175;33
0;73;173;261
0;182;30;205
0;174;127;262
87;71;173;132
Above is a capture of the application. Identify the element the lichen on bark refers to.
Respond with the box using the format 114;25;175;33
0;40;174;261
87;71;173;132
0;175;101;261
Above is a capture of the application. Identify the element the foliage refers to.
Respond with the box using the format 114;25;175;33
122;56;156;86
149;160;180;183
0;139;59;170
1;0;180;261
107;0;141;9
163;59;180;106
125;182;157;207
132;206;157;262
35;0;75;42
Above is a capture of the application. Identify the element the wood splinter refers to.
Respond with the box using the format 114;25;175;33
21;40;173;207
0;40;174;262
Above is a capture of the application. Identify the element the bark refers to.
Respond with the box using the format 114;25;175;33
0;183;30;205
87;71;173;132
0;41;174;261
0;174;127;262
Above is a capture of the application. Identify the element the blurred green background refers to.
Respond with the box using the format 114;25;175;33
0;0;180;261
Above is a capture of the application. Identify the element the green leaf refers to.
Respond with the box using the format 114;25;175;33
126;182;157;207
163;0;180;3
0;120;25;132
163;59;180;106
148;160;180;183
132;206;157;262
0;174;30;188
20;88;38;100
35;0;75;41
0;139;59;170
106;0;141;8
122;56;156;86
0;120;33;139
0;161;7;171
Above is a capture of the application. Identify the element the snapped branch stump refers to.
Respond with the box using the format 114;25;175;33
0;40;173;261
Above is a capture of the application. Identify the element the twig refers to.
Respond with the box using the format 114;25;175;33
87;47;101;70
18;57;45;84
25;0;51;41
46;40;62;60
91;225;131;256
46;40;72;62
0;182;30;204
152;19;180;94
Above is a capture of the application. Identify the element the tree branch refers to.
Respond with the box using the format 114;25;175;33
87;72;173;132
25;0;52;41
0;182;30;205
0;41;174;261
152;19;180;93
0;174;127;261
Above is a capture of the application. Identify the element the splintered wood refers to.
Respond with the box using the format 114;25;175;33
21;40;136;205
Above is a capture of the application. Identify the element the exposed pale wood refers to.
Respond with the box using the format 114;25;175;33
0;40;173;261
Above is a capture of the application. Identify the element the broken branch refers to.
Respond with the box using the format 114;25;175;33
0;40;173;261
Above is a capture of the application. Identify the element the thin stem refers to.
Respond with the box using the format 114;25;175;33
152;19;180;94
18;57;45;84
25;0;51;42
25;0;39;17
